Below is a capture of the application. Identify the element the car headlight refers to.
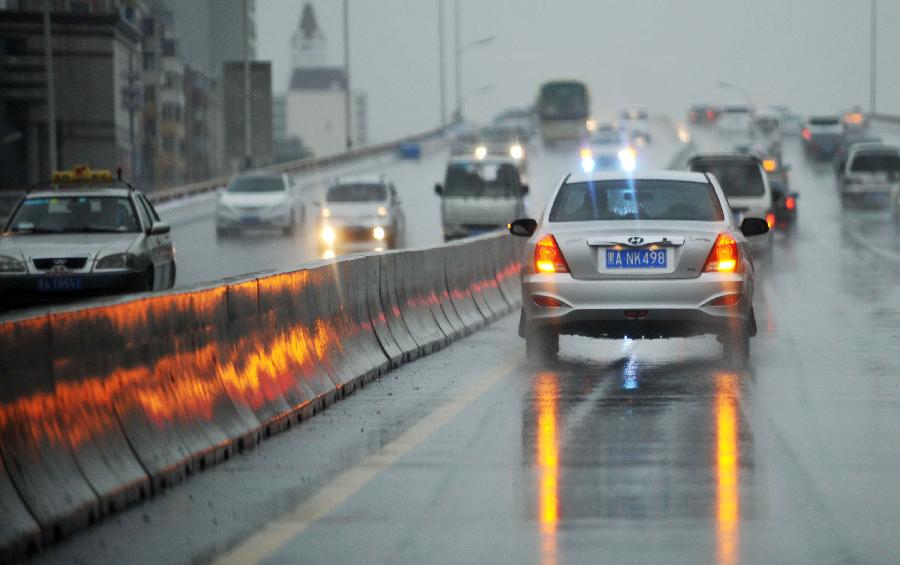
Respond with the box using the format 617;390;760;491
510;144;524;160
618;146;637;172
474;145;487;160
321;225;336;245
96;253;136;270
0;255;25;273
373;226;386;241
322;207;331;218
377;206;388;217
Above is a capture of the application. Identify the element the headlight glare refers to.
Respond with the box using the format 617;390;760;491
373;226;386;241
321;226;336;245
322;207;331;218
0;255;25;273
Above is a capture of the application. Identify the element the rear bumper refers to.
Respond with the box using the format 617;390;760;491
521;272;752;338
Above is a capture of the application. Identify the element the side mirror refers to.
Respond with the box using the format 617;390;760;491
434;183;443;196
520;184;529;195
740;217;769;238
508;218;537;237
149;221;170;235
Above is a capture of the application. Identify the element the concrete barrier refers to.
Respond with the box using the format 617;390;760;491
443;242;486;332
377;252;420;360
362;255;404;368
0;314;99;543
0;233;522;560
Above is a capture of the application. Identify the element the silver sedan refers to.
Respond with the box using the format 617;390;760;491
509;170;769;363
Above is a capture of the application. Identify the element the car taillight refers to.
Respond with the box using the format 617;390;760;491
801;128;811;141
785;196;796;210
706;110;716;121
765;212;776;229
534;234;569;273
703;233;740;273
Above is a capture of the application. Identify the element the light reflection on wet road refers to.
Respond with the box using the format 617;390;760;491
31;123;900;564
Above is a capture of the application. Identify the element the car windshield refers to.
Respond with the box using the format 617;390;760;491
444;162;521;197
6;195;139;233
593;130;623;144
549;180;724;222
690;162;765;197
850;152;900;173
226;176;285;193
327;183;387;202
621;110;647;120
754;117;780;134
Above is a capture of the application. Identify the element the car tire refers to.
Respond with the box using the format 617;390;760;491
283;216;296;236
722;328;750;366
525;324;559;362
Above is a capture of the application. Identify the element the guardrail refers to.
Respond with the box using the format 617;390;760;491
871;113;900;126
147;126;445;205
0;233;523;561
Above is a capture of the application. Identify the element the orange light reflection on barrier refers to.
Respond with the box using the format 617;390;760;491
0;276;353;450
715;372;740;565
535;372;559;565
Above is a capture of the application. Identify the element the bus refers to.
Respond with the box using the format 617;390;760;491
536;80;590;146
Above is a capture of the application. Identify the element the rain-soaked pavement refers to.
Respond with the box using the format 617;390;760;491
31;123;900;564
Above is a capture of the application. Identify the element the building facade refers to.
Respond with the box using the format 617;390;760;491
0;8;141;186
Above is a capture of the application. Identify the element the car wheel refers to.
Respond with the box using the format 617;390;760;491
283;214;296;236
722;328;750;366
525;324;559;362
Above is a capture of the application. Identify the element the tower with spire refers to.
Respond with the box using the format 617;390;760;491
286;2;359;157
291;2;327;69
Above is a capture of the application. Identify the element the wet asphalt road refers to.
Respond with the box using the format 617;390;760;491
32;122;900;565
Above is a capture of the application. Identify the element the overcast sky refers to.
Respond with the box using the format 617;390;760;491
257;0;899;143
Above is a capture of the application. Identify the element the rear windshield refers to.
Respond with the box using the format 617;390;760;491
327;183;387;202
444;162;521;197
754;117;780;134
809;117;840;126
850;153;900;173
690;162;765;197
549;180;724;222
227;176;285;193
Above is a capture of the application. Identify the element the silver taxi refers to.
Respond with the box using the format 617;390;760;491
0;167;176;299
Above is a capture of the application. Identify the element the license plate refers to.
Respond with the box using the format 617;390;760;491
38;276;83;292
605;248;667;269
240;216;258;224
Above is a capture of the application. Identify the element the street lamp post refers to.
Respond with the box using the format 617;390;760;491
870;0;877;114
43;0;57;174
451;0;495;122
438;0;446;125
343;0;352;150
242;0;252;169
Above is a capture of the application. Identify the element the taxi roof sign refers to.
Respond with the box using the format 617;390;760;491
51;165;115;184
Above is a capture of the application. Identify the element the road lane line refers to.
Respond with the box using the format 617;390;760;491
842;224;900;264
214;359;521;565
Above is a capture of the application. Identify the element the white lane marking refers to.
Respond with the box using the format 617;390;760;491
214;360;519;565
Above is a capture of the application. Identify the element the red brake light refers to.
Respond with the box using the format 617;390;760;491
706;109;716;120
765;213;776;229
703;233;740;273
785;196;796;210
801;128;811;141
534;234;569;273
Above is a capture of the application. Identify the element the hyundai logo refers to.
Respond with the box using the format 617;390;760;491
627;236;644;246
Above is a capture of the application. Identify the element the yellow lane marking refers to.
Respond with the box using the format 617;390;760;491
215;360;519;565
